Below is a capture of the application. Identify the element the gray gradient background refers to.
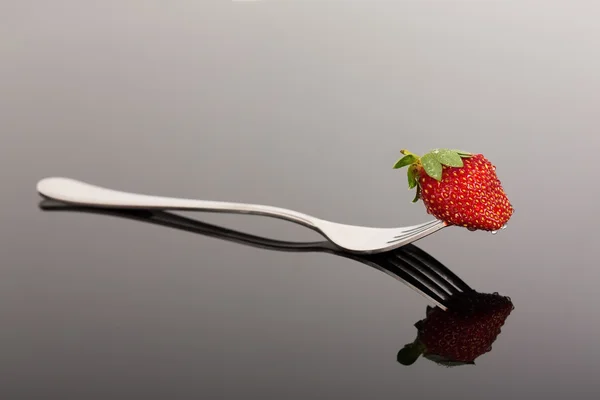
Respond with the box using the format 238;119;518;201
2;1;599;399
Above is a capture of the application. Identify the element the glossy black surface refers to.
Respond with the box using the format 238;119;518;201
3;2;600;399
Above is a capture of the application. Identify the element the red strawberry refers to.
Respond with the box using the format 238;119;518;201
393;148;514;231
397;291;514;367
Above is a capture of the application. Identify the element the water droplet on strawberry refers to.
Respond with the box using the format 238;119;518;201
500;224;507;230
491;230;498;235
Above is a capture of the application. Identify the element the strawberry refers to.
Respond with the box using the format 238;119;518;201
397;291;514;367
392;148;514;231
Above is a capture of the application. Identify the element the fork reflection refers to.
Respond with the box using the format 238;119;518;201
38;199;473;311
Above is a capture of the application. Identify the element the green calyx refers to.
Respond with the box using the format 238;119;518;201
392;148;473;201
396;339;427;366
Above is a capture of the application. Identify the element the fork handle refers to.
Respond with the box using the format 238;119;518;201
36;177;320;229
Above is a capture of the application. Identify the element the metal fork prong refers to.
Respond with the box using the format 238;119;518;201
401;244;473;292
389;220;441;240
386;220;444;244
385;255;452;302
392;251;461;296
369;260;449;310
399;219;444;235
399;251;462;295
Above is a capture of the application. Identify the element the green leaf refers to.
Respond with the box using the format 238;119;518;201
431;149;463;167
420;153;443;181
407;165;418;189
393;154;417;169
412;185;421;203
451;149;473;157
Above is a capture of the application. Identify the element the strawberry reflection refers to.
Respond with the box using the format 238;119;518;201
398;291;514;367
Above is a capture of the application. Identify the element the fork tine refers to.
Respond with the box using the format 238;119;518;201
392;250;461;296
371;251;453;310
368;258;450;310
385;255;453;300
401;244;473;292
387;220;442;243
396;220;443;235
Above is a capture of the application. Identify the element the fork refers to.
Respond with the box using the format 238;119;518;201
36;177;447;255
38;199;471;310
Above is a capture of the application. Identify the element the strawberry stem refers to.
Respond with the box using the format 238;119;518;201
400;149;420;159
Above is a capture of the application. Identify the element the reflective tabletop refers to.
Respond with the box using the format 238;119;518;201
2;2;600;399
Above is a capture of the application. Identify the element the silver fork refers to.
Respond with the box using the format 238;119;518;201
38;199;471;310
36;177;447;255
